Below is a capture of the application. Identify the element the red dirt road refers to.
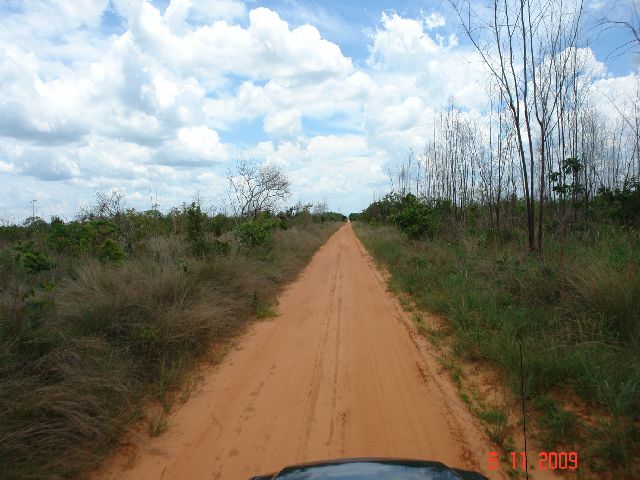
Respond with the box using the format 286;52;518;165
94;224;501;479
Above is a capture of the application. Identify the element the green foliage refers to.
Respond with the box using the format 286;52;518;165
595;177;640;226
534;395;576;449
318;211;347;222
183;205;232;256
14;242;54;275
393;194;437;239
550;157;584;197
410;312;426;335
237;218;280;249
98;239;125;264
48;217;119;256
478;408;509;446
183;202;207;256
211;213;232;237
254;297;279;319
359;193;448;239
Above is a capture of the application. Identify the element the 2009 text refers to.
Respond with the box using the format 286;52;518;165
488;451;578;471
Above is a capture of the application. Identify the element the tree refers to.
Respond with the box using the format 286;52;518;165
78;187;134;252
597;0;640;58
227;154;291;218
448;0;584;252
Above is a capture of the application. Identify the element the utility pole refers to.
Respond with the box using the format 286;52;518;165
30;199;38;220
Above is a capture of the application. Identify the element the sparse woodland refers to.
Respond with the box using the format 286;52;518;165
353;0;640;476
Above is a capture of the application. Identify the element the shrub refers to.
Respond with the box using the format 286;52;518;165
393;194;436;239
183;202;207;256
211;214;232;237
237;220;274;249
595;178;640;226
98;239;125;264
14;242;54;275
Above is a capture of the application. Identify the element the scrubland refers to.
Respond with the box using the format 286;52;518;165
0;205;342;480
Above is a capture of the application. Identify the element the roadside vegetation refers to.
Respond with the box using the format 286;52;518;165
353;189;639;477
0;159;345;480
349;0;640;474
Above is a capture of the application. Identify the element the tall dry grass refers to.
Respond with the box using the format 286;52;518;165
0;222;341;480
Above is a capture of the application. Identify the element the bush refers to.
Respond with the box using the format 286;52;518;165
595;178;640;226
14;242;54;275
237;219;276;249
211;214;232;237
183;202;207;256
392;194;436;239
98;239;125;264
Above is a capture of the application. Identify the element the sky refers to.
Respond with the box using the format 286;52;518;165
0;0;638;221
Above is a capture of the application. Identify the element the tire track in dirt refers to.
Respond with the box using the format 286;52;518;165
93;224;504;480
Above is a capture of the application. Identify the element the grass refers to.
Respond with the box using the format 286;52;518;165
354;221;640;478
146;411;170;437
478;408;509;446
399;296;413;311
255;296;279;319
533;394;576;449
0;221;341;480
410;312;426;335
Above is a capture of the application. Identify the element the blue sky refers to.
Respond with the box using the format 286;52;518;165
0;0;638;221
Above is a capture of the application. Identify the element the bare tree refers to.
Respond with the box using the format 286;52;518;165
448;0;584;251
78;187;133;251
78;187;127;220
227;154;291;218
597;0;640;59
312;200;328;215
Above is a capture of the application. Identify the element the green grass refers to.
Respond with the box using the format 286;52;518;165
0;221;341;480
410;312;426;335
478;408;509;446
255;297;279;319
398;296;413;311
533;394;576;449
146;411;170;437
354;221;640;477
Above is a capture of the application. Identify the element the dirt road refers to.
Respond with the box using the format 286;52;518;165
95;223;498;479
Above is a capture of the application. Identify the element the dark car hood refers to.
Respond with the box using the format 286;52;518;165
250;457;488;480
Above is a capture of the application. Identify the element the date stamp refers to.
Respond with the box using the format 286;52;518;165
488;451;578;471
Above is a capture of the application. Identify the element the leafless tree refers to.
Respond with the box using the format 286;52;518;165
596;0;640;59
78;187;133;251
227;154;291;218
78;187;127;220
312;201;328;215
447;0;584;251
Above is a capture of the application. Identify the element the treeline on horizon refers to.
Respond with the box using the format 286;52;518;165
0;193;346;269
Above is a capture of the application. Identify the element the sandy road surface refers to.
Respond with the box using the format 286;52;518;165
94;223;500;480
